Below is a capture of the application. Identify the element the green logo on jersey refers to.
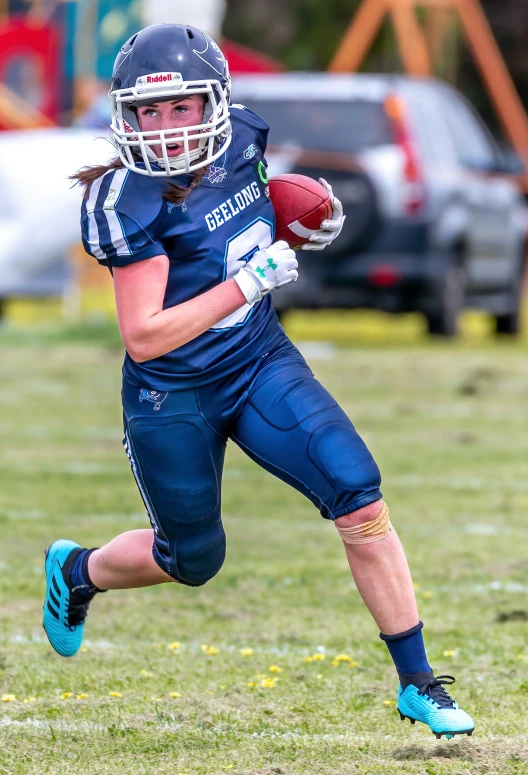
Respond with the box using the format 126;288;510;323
255;258;278;278
257;160;269;185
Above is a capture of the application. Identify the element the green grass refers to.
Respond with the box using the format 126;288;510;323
0;315;527;774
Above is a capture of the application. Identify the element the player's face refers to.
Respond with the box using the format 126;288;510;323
136;95;206;159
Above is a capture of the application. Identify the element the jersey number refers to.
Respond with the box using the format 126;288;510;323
211;218;273;330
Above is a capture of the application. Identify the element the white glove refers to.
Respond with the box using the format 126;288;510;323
234;240;298;305
302;178;346;251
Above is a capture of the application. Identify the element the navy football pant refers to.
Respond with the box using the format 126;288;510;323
122;337;382;586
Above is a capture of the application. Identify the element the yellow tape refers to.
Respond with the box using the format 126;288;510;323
335;502;392;545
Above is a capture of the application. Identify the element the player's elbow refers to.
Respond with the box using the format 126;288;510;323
122;331;156;363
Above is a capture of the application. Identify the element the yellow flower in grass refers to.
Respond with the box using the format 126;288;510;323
75;694;88;700
170;692;181;699
260;678;277;688
268;665;281;673
384;700;396;706
348;661;360;669
169;641;181;650
151;697;164;702
247;681;257;688
312;653;325;661
23;697;37;703
239;648;253;657
303;656;313;663
80;647;88;653
60;692;73;699
333;654;351;662
109;692;121;698
219;685;226;689
443;650;456;658
423;590;433;599
139;669;153;677
201;644;220;656
1;694;16;702
517;654;526;661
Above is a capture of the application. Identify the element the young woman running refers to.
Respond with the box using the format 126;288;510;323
43;23;473;739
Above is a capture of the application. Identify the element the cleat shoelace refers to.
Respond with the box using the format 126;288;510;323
417;675;456;708
66;590;92;629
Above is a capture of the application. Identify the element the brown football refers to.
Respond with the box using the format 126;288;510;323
269;174;333;249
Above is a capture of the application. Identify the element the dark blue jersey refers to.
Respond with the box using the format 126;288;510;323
81;106;282;391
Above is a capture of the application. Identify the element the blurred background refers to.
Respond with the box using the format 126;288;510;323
1;0;528;341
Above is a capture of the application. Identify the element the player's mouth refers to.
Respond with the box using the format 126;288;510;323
165;143;182;157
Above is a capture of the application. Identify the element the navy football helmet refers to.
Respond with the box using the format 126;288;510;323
109;24;231;177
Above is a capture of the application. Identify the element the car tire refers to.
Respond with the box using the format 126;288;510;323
425;262;465;337
493;254;525;336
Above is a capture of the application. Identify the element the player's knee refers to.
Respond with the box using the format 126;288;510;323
335;500;392;545
335;499;383;528
154;517;226;587
308;420;382;515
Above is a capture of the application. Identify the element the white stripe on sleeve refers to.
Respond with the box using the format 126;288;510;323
85;174;106;260
101;168;131;256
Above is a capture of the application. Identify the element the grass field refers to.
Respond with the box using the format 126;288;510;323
0;312;527;775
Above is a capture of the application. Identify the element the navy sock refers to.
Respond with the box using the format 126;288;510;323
380;621;433;688
69;548;100;598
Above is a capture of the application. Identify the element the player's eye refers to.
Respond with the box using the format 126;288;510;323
142;108;158;118
174;105;188;114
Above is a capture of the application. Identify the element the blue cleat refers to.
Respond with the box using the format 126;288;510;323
397;675;475;740
43;539;92;657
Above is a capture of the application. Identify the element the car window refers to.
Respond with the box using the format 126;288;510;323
405;90;457;163
443;94;497;169
236;99;393;154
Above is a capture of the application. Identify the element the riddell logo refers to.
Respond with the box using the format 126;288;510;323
146;73;173;83
135;73;182;91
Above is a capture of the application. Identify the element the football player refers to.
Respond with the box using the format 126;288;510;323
43;24;473;739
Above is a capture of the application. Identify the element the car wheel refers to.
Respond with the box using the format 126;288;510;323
493;257;525;336
425;262;465;338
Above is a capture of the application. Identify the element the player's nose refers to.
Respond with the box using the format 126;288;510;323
160;115;179;132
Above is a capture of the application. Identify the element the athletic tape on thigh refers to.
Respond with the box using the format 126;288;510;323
335;502;392;545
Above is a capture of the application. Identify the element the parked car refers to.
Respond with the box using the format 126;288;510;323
0;128;112;314
233;73;527;335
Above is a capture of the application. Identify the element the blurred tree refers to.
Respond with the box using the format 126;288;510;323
458;0;528;135
224;0;528;137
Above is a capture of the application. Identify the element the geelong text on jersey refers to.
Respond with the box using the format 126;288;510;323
205;181;262;232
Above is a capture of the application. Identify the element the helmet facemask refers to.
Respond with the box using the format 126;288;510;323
109;73;232;177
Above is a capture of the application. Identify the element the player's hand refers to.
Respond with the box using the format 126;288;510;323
234;240;298;305
302;178;346;251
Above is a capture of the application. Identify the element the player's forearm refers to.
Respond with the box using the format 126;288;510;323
127;279;246;362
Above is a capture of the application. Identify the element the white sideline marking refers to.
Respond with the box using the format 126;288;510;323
0;717;106;732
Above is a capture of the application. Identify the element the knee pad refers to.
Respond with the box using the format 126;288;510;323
336;501;392;545
153;517;226;587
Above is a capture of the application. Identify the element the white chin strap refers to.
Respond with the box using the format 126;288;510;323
160;146;204;171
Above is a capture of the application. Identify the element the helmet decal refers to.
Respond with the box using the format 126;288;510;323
192;38;227;78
